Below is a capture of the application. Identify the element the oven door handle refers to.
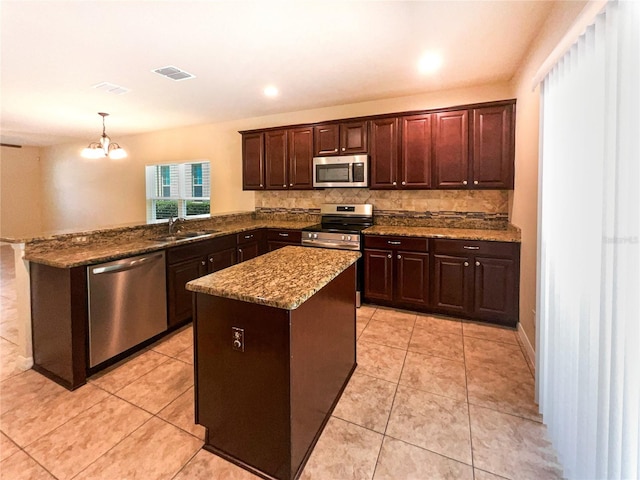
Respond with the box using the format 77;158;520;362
303;240;360;251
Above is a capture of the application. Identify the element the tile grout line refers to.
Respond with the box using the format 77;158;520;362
369;313;416;480
68;415;158;480
462;331;477;479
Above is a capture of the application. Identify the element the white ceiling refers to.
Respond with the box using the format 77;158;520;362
0;0;555;147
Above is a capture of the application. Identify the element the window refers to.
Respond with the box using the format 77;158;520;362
145;161;210;222
192;163;203;197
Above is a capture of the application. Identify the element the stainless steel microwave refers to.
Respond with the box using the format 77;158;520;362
312;155;369;188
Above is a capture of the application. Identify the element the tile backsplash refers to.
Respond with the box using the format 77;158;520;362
255;189;509;221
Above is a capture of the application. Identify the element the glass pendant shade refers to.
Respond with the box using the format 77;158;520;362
81;113;127;159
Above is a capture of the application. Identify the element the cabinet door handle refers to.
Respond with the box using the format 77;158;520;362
392;181;397;186
475;261;480;266
259;183;263;187
342;147;346;151
289;183;293;187
473;180;479;185
283;184;287;188
209;258;214;263
463;246;479;250
201;260;206;266
388;241;401;245
387;254;392;258
464;261;469;267
244;235;253;239
401;181;406;185
462;180;468;185
333;148;338;153
278;233;289;237
397;254;401;259
238;248;243;253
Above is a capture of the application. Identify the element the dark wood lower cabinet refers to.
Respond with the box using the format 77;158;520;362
364;236;520;327
473;256;517;323
167;258;206;328
266;229;302;252
194;265;356;480
430;239;520;326
363;249;394;302
396;251;430;306
30;263;87;390
431;254;471;315
166;235;238;328
363;237;430;309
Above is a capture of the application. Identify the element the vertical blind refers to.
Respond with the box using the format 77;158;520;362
537;1;639;479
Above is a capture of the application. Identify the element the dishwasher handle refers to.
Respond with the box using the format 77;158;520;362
91;253;164;275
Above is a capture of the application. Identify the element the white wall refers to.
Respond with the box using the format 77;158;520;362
39;82;513;233
0;146;43;238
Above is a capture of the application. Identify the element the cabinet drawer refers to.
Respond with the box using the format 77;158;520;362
167;235;235;265
266;229;302;243
237;229;263;245
431;239;518;258
365;235;428;252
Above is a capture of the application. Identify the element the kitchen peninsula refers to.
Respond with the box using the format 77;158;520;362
186;246;360;480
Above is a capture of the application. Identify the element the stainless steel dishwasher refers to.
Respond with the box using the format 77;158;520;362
87;251;167;367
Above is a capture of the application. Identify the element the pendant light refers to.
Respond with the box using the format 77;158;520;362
81;112;127;159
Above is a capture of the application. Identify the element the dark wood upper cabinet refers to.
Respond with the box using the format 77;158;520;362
400;114;432;188
288;127;313;189
370;118;399;189
242;99;515;191
313;124;339;156
340;121;368;154
313;121;368;156
262;128;314;191
471;104;514;189
265;130;288;190
432;110;469;188
242;132;264;190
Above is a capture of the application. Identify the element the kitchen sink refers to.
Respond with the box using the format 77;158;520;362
150;230;220;243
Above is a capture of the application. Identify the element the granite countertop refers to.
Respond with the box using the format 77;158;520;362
186;246;360;310
363;225;521;243
24;220;317;268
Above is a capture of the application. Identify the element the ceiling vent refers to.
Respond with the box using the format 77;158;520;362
152;66;195;81
92;82;130;95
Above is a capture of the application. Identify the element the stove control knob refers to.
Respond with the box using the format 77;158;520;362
347;235;352;241
307;233;312;238
313;233;318;239
341;235;345;240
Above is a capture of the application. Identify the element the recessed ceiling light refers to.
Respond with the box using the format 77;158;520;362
418;52;443;74
264;85;279;98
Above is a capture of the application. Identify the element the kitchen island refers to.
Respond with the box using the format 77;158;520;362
186;246;360;480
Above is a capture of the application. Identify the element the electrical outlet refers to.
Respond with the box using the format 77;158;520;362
232;327;244;352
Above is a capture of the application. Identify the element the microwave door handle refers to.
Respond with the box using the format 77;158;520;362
349;163;354;183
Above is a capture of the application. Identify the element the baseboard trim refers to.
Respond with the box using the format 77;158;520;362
518;324;536;369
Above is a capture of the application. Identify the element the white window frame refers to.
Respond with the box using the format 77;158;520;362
145;160;211;223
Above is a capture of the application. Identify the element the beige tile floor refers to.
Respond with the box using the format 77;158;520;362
0;245;562;479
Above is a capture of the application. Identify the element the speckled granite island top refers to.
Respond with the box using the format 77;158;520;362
186;246;360;310
363;225;521;243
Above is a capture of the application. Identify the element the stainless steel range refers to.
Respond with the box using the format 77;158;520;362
302;204;373;306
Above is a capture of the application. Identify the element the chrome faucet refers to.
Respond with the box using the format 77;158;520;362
168;216;185;235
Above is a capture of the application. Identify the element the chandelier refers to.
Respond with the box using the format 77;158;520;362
81;112;127;159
